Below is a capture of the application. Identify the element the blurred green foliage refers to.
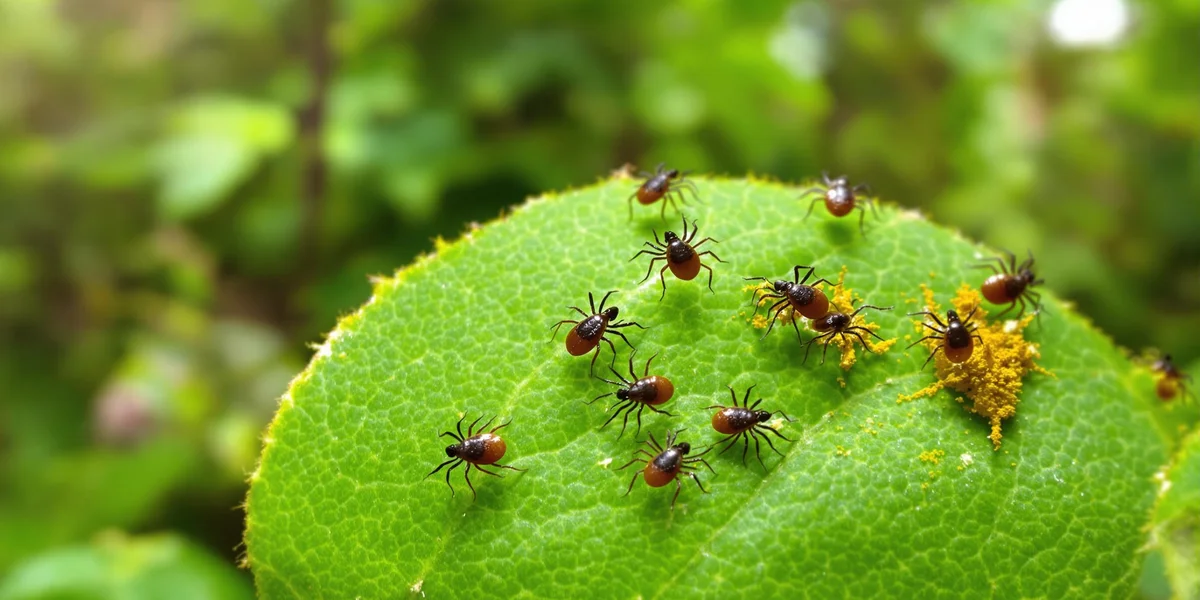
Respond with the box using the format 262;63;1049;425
0;0;1196;594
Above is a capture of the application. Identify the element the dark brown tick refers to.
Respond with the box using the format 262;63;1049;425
707;385;794;470
805;302;893;364
801;172;878;236
618;429;714;509
589;350;676;438
977;249;1044;319
1152;354;1195;402
550;291;646;374
746;265;837;342
629;163;699;221
425;415;525;500
907;307;984;369
629;216;725;300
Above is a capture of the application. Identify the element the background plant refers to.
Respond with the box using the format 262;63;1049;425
0;0;1196;597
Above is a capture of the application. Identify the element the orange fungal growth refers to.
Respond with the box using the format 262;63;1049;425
898;283;1052;449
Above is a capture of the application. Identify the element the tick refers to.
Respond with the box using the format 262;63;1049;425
1151;354;1194;402
589;351;676;438
425;415;525;500
801;172;878;236
907;307;984;369
746;265;836;341
805;302;894;364
977;249;1044;318
629;216;725;300
618;430;714;509
629;163;698;220
707;385;794;469
550;291;646;374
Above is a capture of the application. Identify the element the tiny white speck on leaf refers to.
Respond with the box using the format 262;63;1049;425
960;453;973;467
598;458;613;468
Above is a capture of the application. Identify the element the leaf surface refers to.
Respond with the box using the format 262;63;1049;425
245;177;1187;598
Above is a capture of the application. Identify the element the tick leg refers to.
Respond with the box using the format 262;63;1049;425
799;186;823;200
549;320;578;341
762;300;791;339
629;248;665;263
474;415;495;436
658;265;670;301
857;204;868;236
975;256;1008;274
790;314;804;343
699;263;716;294
473;464;505;478
425;457;459;479
920;345;942;370
803;196;824;220
689;472;709;493
696;250;724;263
600;401;634;431
670;478;682;509
627;193;636;221
846;330;874;352
820;337;835;364
692;237;721;249
758;425;791;451
443;460;463;497
741;434;751;466
624;472;641;496
716;432;743;455
608;319;647;330
637;256;666;284
606;330;636;352
907;334;943;349
752;434;764;470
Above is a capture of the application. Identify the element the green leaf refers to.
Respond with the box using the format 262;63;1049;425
0;533;253;600
245;177;1192;598
1150;427;1200;598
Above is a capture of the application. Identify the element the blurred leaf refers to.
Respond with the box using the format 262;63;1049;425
0;532;252;600
1150;428;1200;599
154;97;294;221
246;177;1175;597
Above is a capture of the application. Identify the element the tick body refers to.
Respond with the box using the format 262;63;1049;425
801;172;878;235
589;351;676;438
977;249;1044;318
630;216;725;300
1152;354;1194;402
746;265;836;342
629;163;699;220
805;303;893;364
550;291;646;374
425;415;525;500
707;385;793;469
618;430;714;509
907;307;984;369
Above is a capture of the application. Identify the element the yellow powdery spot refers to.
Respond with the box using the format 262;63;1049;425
835;445;852;457
825;266;895;371
919;449;945;465
746;282;798;328
898;284;1051;449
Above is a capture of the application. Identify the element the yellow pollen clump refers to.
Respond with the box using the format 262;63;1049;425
898;283;1052;449
919;449;945;465
825;266;895;370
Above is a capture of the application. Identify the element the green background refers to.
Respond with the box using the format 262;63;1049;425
1;0;1196;597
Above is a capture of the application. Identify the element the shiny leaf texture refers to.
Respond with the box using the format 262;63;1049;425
245;177;1188;598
